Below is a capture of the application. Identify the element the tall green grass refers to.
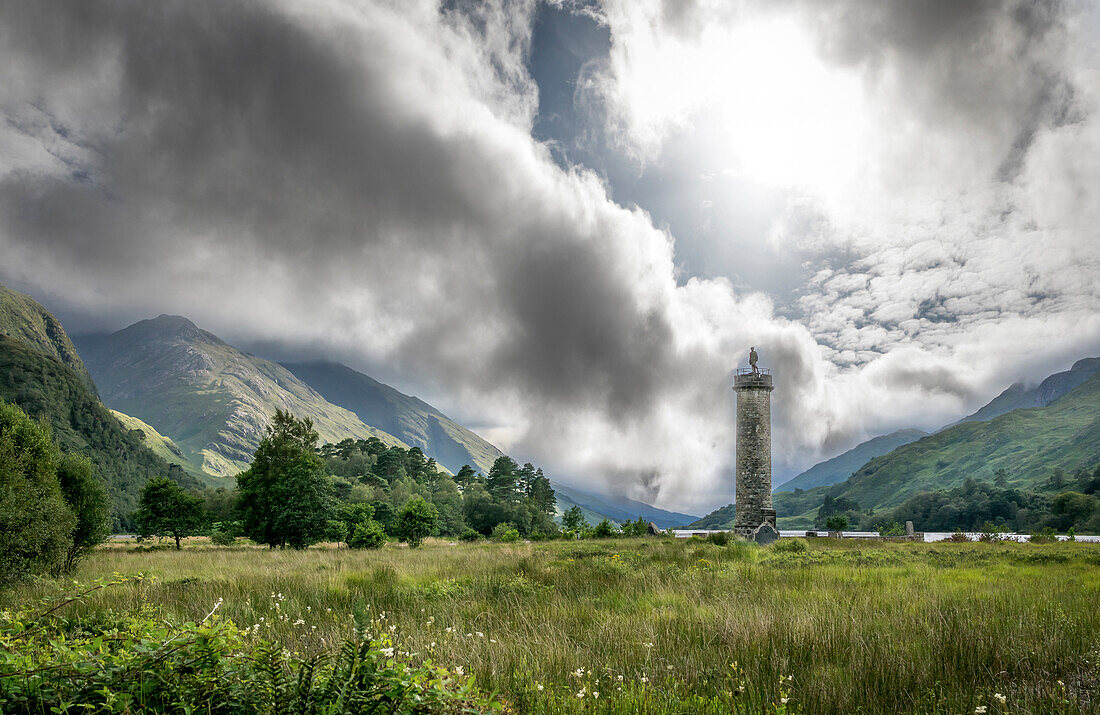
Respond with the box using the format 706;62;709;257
5;537;1100;714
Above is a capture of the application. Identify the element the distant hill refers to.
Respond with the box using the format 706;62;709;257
812;365;1100;511
778;428;928;492
75;316;407;481
550;483;699;529
953;358;1100;426
0;282;94;390
0;334;201;528
282;361;503;475
684;503;736;529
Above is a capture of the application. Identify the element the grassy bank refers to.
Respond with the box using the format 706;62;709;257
5;537;1100;714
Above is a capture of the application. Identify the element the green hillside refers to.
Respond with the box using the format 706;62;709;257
0;334;200;528
778;428;928;492
76;316;408;482
110;409;206;480
0;282;94;390
282;361;503;474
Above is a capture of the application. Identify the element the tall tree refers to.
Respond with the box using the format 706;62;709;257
454;465;477;492
134;477;205;549
236;410;333;549
0;400;75;585
487;456;519;504
57;454;109;572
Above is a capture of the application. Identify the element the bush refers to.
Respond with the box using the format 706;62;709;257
459;527;483;542
825;515;849;532
491;522;521;542
1030;526;1059;544
0;577;504;713
772;537;808;553
706;531;729;546
878;521;906;537
591;518;617;538
348;520;386;549
209;529;237;546
944;531;971;542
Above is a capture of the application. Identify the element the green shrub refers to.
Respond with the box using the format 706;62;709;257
825;515;849;532
772;537;808;553
1030;526;1059;544
0;577;503;714
591;518;617;538
209;529;237;546
706;531;729;546
491;522;521;543
348;520;386;549
459;527;483;542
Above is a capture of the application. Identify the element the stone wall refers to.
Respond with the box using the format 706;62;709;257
734;375;773;535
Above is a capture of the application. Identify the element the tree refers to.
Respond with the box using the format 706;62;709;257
825;515;849;533
993;468;1008;488
486;456;520;504
561;505;589;533
348;520;387;549
236;410;333;549
57;454;109;572
454;465;477;492
395;496;439;548
0;400;76;585
134;477;205;549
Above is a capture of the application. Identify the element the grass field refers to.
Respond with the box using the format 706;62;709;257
5;537;1100;714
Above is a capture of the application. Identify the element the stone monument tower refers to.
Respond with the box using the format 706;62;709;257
733;348;777;540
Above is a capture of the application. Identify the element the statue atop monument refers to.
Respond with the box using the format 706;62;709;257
749;346;759;375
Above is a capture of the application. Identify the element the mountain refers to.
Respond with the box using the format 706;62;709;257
110;409;206;481
550;483;699;529
684;503;736;530
778;429;928;492
954;358;1100;426
818;365;1100;511
0;334;201;528
75;316;407;481
0;282;94;390
281;361;503;475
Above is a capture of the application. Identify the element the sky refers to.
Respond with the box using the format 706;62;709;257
1;0;1099;514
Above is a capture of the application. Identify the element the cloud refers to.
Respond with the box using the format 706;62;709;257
0;0;1098;514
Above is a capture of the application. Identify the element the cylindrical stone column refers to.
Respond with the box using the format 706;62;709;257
733;369;774;535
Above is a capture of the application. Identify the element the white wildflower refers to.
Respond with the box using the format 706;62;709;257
573;668;585;678
476;631;485;638
455;666;465;676
536;684;544;691
975;707;987;714
640;676;648;684
293;619;305;626
380;647;394;658
576;689;585;699
490;638;497;643
994;693;1006;704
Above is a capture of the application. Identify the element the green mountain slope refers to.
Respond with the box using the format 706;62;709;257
110;409;206;480
0;334;200;528
778;428;928;492
76;316;407;481
0;282;94;390
282;361;503;474
953;358;1100;426
825;367;1100;510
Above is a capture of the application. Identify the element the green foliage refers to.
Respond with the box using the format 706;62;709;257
56;454;109;572
0;577;503;714
706;531;729;546
134;477;205;549
561;505;589;534
878;521;906;537
395;496;439;548
348;520;387;550
209;529;237;546
620;517;650;537
0;335;201;529
825;515;849;532
490;522;521;542
771;538;808;553
459;527;482;542
0;400;76;585
237;410;333;549
591;518;617;538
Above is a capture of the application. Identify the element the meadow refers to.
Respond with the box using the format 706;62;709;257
5;536;1100;714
